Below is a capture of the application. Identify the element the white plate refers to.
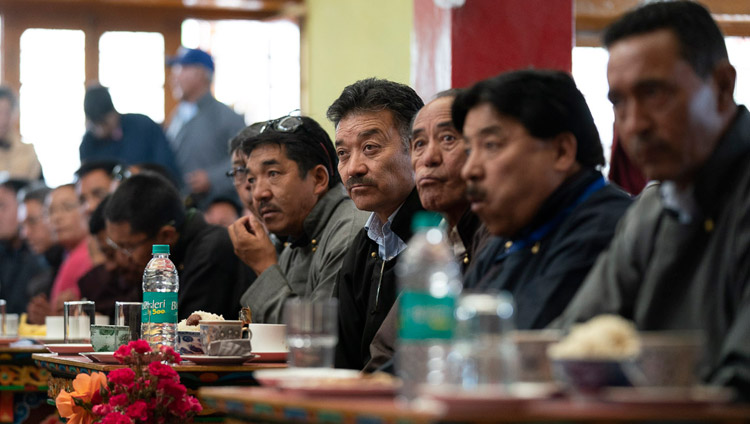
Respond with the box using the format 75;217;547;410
44;343;94;354
279;375;400;397
419;383;560;412
182;354;257;365
254;368;360;387
80;352;120;364
252;351;288;362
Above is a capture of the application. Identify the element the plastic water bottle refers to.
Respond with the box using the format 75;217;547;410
142;244;178;350
396;212;462;402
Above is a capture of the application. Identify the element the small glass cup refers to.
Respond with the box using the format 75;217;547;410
115;301;143;342
445;291;518;390
283;298;338;368
4;314;18;337
64;301;95;343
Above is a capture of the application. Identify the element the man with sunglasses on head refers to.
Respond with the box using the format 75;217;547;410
105;171;246;320
328;78;425;370
228;115;368;324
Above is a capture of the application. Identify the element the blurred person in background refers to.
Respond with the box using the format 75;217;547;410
105;172;246;320
80;85;181;183
0;86;42;181
18;183;65;323
166;48;245;210
0;178;48;314
28;184;92;317
78;196;140;319
204;196;241;227
226;125;259;217
75;159;120;218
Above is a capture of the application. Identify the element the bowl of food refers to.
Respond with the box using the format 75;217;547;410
548;315;639;393
176;310;225;355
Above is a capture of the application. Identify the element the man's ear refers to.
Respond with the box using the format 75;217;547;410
552;132;579;173
713;60;737;113
310;164;329;196
155;224;179;246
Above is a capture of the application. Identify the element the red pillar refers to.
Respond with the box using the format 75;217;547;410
413;0;573;99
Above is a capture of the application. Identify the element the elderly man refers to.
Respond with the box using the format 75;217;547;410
454;69;631;330
365;91;487;372
228;115;367;323
328;78;424;370
166;48;245;210
556;1;750;397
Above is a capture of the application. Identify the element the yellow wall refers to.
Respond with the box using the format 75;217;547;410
303;0;413;136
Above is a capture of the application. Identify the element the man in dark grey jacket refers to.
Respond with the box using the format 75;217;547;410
228;116;368;324
555;1;750;398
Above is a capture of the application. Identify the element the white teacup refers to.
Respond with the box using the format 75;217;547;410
45;316;64;339
248;324;287;352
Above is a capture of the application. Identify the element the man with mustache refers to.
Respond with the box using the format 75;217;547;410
365;90;488;372
228;116;368;323
454;69;631;330
329;78;425;370
556;1;750;397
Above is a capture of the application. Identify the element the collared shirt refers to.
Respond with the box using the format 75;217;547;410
166;101;199;144
365;206;407;261
660;181;698;224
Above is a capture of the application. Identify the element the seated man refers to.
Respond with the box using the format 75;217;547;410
366;90;488;371
105;172;246;320
555;1;750;397
75;159;120;218
328;78;425;369
80;85;181;184
228;116;368;323
455;69;632;329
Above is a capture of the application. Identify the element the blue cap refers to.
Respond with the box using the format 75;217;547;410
167;48;214;72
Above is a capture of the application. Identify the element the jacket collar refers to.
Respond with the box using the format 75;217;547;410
289;183;349;248
388;187;425;245
692;105;750;216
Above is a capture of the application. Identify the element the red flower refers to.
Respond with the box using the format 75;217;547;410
114;345;132;363
148;362;178;380
125;400;149;421
92;403;113;416
159;345;182;364
107;368;136;386
109;393;129;408
188;396;203;413
130;340;151;354
100;412;133;424
157;379;187;399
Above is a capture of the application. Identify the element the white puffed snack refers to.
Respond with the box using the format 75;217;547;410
177;310;224;332
547;314;640;360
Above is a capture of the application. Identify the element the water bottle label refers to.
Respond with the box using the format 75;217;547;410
398;291;455;340
142;292;178;324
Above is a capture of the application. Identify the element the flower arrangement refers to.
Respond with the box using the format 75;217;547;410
56;340;202;424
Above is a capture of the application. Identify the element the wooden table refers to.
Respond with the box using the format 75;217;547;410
199;385;750;424
33;352;287;420
0;344;53;423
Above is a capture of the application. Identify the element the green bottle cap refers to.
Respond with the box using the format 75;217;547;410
411;211;443;232
152;244;170;254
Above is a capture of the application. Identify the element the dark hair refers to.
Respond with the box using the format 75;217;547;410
105;172;185;237
0;178;27;196
604;1;727;79
89;195;110;235
228;125;261;155
84;85;117;123
133;162;180;189
452;69;605;169
241;116;341;189
0;86;18;109
18;181;50;204
207;196;242;217
75;159;120;179
326;78;424;148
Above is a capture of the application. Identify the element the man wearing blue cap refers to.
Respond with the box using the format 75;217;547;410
166;47;246;210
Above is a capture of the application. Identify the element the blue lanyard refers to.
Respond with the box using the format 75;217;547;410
493;176;607;263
